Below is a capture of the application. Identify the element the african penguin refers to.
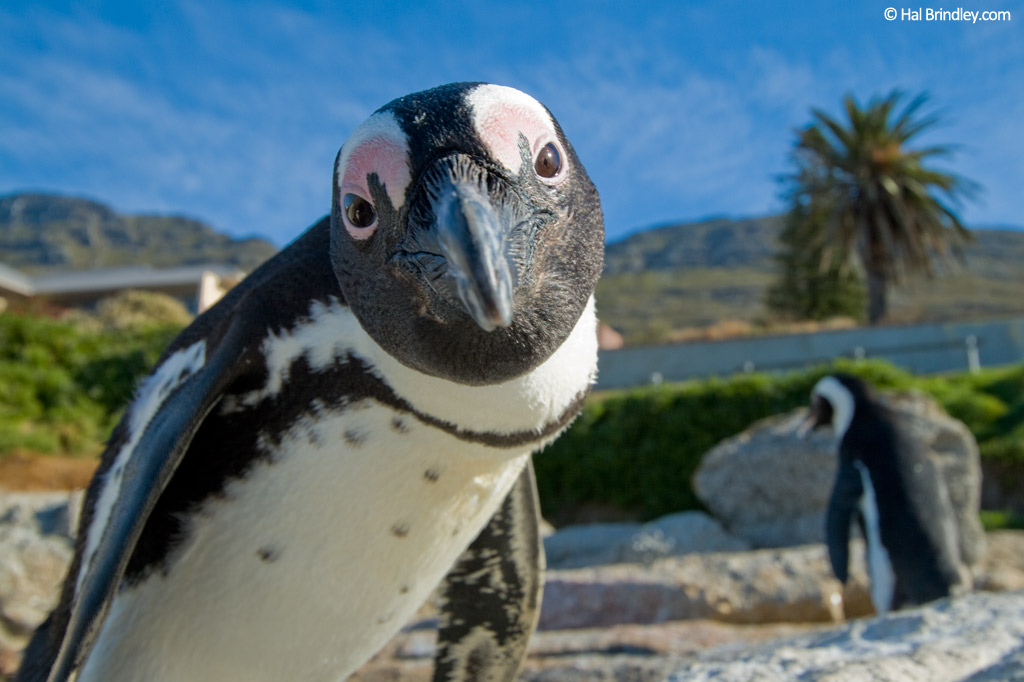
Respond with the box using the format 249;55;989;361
17;82;604;682
804;373;968;615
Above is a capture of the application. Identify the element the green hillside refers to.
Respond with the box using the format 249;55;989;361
598;216;1024;343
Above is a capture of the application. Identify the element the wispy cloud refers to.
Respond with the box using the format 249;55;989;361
1;1;1020;245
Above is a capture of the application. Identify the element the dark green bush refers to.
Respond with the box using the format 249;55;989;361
980;509;1024;531
536;365;823;524
536;359;1024;525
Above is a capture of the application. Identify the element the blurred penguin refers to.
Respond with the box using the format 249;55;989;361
803;373;970;614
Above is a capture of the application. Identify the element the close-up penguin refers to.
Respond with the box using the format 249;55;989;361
804;373;969;615
16;82;604;682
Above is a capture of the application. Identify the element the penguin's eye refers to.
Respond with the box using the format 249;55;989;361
344;193;376;228
534;142;562;179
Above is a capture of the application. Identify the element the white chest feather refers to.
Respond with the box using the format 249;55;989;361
854;461;896;615
80;403;532;682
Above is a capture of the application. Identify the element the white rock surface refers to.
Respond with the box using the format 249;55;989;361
544;511;750;569
666;590;1024;682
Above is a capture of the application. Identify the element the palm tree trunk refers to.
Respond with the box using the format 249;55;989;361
866;268;887;324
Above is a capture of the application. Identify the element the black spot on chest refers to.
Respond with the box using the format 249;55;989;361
257;545;282;563
344;428;366;446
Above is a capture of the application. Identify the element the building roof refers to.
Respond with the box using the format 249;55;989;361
29;264;243;295
0;263;35;297
0;262;245;305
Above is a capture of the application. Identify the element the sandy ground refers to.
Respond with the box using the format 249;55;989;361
0;454;98;491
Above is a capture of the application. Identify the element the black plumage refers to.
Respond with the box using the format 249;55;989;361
808;373;967;613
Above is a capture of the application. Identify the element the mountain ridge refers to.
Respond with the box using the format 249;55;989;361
0;193;277;273
4;192;1023;344
598;213;1024;342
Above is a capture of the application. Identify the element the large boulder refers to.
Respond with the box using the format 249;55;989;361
543;511;750;569
539;543;873;630
693;391;986;563
692;410;835;547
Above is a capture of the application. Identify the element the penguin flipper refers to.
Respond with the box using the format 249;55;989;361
432;460;544;682
32;318;250;682
826;457;863;583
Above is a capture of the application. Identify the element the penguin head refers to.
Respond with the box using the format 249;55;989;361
329;83;604;386
803;373;871;439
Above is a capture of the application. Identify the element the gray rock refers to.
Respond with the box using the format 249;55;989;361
539;531;1024;633
0;491;83;541
692;410;837;548
0;491;79;678
630;512;751;563
891;391;987;567
665;590;1024;682
974;531;1024;593
693;392;985;561
544;511;750;569
544;523;639;569
539;544;873;630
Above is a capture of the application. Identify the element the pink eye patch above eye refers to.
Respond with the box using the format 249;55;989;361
470;91;562;177
335;111;413;239
340;135;412;209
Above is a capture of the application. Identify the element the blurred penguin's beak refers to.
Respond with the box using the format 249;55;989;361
796;395;833;439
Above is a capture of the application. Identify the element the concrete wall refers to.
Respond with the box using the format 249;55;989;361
596;316;1024;389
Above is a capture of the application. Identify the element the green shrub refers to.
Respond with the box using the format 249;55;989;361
0;313;182;457
980;509;1024;531
93;290;194;329
537;359;1024;525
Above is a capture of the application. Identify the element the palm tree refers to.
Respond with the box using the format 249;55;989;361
788;91;977;324
765;200;866;322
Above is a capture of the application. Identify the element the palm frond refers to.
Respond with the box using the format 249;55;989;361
781;90;979;323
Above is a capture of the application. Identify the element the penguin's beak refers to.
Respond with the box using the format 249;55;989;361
408;154;518;332
796;395;834;439
432;174;514;331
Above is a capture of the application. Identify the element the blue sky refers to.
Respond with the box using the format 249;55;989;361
2;0;1021;246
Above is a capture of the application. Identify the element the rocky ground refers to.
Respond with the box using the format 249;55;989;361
346;530;1024;681
350;590;1024;681
4;489;1024;681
